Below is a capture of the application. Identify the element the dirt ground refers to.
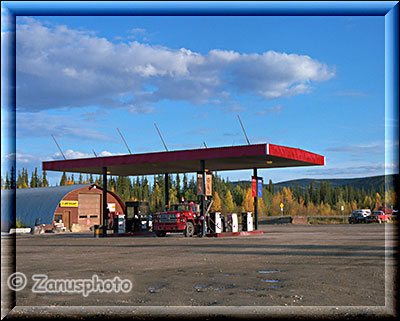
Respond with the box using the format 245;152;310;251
2;223;398;319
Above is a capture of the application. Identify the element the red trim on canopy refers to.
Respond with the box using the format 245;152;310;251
268;144;325;165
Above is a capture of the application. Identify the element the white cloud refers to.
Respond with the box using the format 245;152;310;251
4;149;123;173
51;149;122;160
6;152;38;164
255;104;282;115
129;28;146;34
16;18;335;112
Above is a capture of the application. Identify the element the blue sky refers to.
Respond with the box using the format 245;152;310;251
2;13;398;186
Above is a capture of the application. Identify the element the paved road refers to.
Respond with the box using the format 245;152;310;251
2;223;397;319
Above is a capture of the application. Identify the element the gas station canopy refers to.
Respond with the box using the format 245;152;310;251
42;143;324;176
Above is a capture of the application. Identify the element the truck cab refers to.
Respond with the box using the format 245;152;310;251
153;202;202;237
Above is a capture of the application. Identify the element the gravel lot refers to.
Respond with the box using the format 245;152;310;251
2;223;397;319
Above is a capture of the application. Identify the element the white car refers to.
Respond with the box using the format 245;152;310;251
348;209;371;224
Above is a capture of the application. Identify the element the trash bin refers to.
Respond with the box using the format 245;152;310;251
93;225;102;238
242;212;253;231
227;213;238;232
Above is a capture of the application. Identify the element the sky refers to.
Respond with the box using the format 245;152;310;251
1;12;398;186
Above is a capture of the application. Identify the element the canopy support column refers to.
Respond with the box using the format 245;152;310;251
102;167;108;237
200;159;206;237
253;168;258;231
165;173;169;210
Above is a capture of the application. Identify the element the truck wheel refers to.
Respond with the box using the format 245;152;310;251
156;231;166;237
184;222;195;237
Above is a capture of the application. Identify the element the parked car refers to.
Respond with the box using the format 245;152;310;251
348;209;371;224
367;210;391;224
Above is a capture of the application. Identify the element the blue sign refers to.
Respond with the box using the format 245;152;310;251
257;178;263;198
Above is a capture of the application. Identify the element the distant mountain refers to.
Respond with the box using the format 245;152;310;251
233;174;397;192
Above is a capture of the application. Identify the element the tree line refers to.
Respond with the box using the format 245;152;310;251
1;167;396;216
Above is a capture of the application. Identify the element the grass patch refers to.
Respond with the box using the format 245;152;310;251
16;218;27;228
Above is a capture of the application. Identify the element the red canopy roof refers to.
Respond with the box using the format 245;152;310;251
42;143;324;176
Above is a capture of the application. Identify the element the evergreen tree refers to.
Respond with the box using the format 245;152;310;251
295;183;301;203
268;179;274;195
60;172;67;186
176;174;181;200
17;169;23;188
79;173;83;184
315;183;321;204
304;188;310;206
42;170;49;187
309;182;314;204
183;173;188;195
23;168;29;187
151;184;163;212
30;171;36;188
142;176;150;201
5;172;10;189
232;185;245;208
344;185;349;203
34;168;39;187
167;174;172;190
379;184;384;200
349;185;355;203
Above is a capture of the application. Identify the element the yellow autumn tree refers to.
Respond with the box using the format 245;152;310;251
306;201;315;216
362;195;372;209
257;198;265;216
272;193;281;216
298;198;307;216
242;188;253;212
211;191;222;212
224;190;235;213
282;187;297;216
319;201;332;216
169;186;178;205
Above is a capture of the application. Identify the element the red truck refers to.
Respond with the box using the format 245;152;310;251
153;202;203;237
367;210;392;224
